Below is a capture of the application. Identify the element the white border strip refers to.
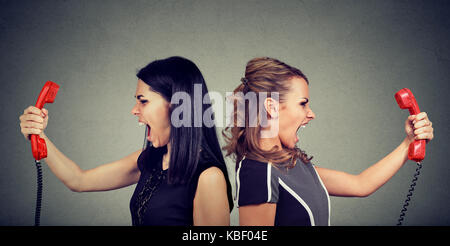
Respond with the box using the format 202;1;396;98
267;162;272;202
235;157;245;207
278;178;315;226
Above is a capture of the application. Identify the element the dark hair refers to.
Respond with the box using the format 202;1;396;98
137;56;233;210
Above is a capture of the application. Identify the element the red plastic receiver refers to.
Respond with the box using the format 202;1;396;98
31;81;60;160
394;88;426;162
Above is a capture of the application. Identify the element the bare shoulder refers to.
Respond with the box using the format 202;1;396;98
198;166;226;188
194;166;229;208
193;166;230;225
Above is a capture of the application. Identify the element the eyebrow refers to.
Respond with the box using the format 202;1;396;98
300;97;309;103
135;95;144;100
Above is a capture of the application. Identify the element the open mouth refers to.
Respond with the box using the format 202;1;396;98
297;124;306;133
295;124;307;143
138;122;151;140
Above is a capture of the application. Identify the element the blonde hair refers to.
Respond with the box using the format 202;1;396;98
222;57;313;169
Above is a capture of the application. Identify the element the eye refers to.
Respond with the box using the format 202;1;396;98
140;100;148;105
300;98;309;108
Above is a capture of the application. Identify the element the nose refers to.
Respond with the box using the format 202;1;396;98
131;103;139;116
308;108;316;120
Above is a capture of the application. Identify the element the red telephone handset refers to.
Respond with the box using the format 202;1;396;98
394;88;426;162
31;81;60;160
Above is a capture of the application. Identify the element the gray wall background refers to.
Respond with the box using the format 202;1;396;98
1;0;449;226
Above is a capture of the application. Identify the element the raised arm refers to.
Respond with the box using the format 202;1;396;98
20;106;141;192
316;112;434;197
315;138;409;197
43;133;141;192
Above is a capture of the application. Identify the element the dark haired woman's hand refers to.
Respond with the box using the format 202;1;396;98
19;106;49;140
405;112;434;144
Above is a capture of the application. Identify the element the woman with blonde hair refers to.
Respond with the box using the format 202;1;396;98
223;57;434;226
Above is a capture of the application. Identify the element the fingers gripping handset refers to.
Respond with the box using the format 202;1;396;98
31;81;59;160
394;88;426;162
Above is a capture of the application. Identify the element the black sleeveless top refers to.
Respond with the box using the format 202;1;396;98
129;145;232;226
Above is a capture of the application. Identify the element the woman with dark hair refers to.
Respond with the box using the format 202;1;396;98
223;57;434;226
19;56;233;225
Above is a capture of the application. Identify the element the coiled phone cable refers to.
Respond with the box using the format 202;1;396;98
35;160;43;226
397;162;422;226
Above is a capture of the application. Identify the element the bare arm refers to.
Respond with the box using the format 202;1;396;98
239;203;276;226
316;112;434;197
42;132;141;192
316;138;409;197
193;167;230;225
20;106;141;192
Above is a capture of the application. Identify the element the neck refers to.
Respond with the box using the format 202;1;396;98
162;143;171;170
259;119;281;151
259;137;282;152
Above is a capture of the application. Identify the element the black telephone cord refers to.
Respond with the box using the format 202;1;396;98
397;162;422;226
35;160;43;226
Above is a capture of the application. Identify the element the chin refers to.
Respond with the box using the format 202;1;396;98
153;139;169;148
280;140;295;149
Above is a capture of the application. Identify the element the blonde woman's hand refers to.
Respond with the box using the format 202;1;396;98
405;112;434;144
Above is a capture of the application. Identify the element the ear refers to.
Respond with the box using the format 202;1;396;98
264;97;279;119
